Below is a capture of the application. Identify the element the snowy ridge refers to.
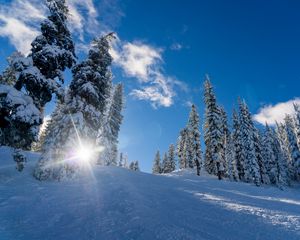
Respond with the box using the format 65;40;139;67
0;147;300;240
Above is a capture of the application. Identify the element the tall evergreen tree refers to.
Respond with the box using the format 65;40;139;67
219;106;229;176
276;122;294;179
262;124;277;184
238;100;261;185
168;144;176;172
285;115;300;180
294;103;300;149
177;128;188;169
203;77;223;178
232;109;244;181
161;152;169;173
98;83;124;166
254;128;270;184
226;134;238;181
152;150;161;174
187;104;202;169
14;0;76;109
34;35;114;180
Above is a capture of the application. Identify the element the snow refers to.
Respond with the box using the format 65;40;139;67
0;146;300;240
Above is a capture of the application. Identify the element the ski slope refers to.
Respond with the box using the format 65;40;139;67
0;146;300;240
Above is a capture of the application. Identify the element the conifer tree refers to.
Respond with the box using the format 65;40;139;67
177;128;188;169
161;152;169;173
14;0;76;109
98;83;124;166
34;34;114;180
254;128;270;184
13;148;26;172
276;122;294;179
203;77;223;178
285;115;300;180
219;106;229;176
226;134;238;181
271;129;290;187
187;104;202;169
262;124;277;184
238;100;261;185
232;109;244;181
168;144;176;172
152;150;161;174
294;103;300;148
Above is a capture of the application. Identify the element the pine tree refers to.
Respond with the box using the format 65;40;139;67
294;103;300;149
232;109;244;181
219;106;229;176
168;144;176;172
285;115;300;180
14;0;76;109
254;128;270;184
276;122;294;179
187;104;202;169
0;52;21;86
203;77;223;178
262;124;277;184
238;100;261;185
226;134;238;181
271;129;290;187
177;128;188;169
34;34;114;180
0;84;42;149
161;152;169;173
152;150;161;174
98;83;124;166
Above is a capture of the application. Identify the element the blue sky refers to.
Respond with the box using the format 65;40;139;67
1;0;300;172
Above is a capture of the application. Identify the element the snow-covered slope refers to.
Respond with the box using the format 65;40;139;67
0;146;300;240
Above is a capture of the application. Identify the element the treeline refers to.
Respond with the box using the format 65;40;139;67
153;77;300;188
0;0;125;180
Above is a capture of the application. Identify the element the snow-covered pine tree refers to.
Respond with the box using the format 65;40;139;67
0;84;42;150
187;104;202;169
203;77;223;178
253;129;270;184
226;133;238;181
152;150;161;174
161;152;169;173
285;115;300;180
219;106;229;176
34;34;114;180
168;144;176;172
294;103;300;149
271;129;290;187
276;122;294;179
98;83;124;166
238;99;261;186
177;128;188;169
232;109;244;181
262;124;277;184
14;0;76;109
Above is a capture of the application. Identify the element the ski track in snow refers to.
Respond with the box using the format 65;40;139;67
0;146;300;240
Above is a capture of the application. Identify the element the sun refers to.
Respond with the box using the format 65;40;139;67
76;145;94;163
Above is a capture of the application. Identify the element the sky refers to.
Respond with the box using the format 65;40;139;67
1;0;300;172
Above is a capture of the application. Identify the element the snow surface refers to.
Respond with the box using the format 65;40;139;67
0;146;300;240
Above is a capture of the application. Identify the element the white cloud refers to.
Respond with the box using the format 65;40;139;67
253;98;300;125
112;40;178;108
0;0;101;54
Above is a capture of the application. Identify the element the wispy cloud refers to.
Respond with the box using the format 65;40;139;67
253;98;300;125
111;40;179;108
0;0;105;54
